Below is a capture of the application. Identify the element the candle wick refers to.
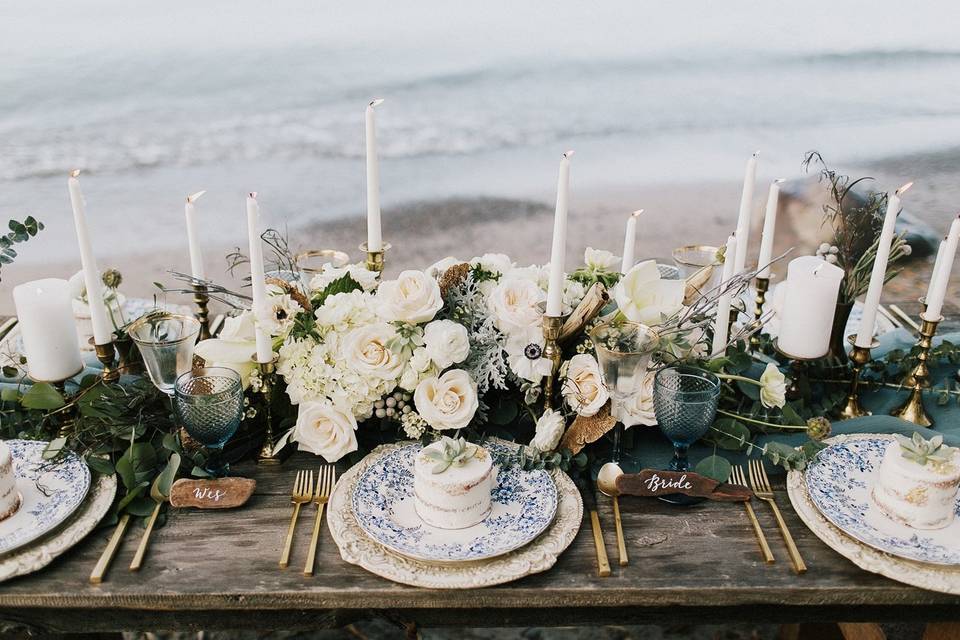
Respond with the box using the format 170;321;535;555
752;150;760;158
774;178;785;184
369;98;385;108
69;169;81;178
563;150;575;159
187;190;207;204
896;182;914;196
249;192;258;199
631;209;644;218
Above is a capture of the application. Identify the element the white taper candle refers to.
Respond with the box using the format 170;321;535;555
620;210;642;274
924;214;960;320
185;190;207;281
67;171;113;346
733;152;758;274
711;233;738;356
756;179;784;279
924;238;947;307
246;193;273;363
855;182;913;347
366;98;385;251
546;151;574;317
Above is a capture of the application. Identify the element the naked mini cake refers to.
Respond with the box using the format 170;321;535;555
0;441;21;522
413;437;494;529
872;433;960;530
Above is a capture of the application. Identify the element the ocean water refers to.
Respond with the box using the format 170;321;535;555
2;0;960;262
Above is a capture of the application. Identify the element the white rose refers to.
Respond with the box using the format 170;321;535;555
291;401;358;463
613;260;685;326
308;263;379;293
376;270;444;323
426;256;462;279
562;354;609;417
759;362;787;409
423;319;470;369
414;369;479;431
614;370;657;428
193;338;258;389
342;322;405;380
505;333;553;382
530;408;566;452
584;247;620;271
470;253;514;276
219;311;256;342
487;277;545;335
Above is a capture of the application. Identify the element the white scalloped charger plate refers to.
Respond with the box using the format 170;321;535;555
789;434;960;594
805;434;960;566
329;440;582;589
351;440;558;562
0;440;91;554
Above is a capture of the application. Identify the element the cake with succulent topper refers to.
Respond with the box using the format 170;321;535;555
872;433;960;530
413;437;495;530
0;441;21;521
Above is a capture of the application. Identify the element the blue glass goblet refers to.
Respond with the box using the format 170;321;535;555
653;366;721;504
174;367;244;477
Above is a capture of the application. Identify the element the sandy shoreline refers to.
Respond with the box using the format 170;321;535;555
1;151;957;319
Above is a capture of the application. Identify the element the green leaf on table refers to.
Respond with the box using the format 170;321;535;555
153;453;181;499
42;436;68;460
161;432;181;453
1;387;21;403
20;382;66;410
735;379;760;401
125;495;158;517
709;418;751;450
695;454;731;482
85;455;115;476
781;403;806;427
116;481;149;511
190;465;213;479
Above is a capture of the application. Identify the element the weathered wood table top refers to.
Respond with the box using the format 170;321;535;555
2;451;960;635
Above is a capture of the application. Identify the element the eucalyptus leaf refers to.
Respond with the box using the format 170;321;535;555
42;436;68;460
85;455;115;475
20;382;66;410
152;453;181;501
695;454;731;482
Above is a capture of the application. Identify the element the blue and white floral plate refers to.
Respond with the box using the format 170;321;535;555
0;440;91;555
351;440;558;563
805;434;960;566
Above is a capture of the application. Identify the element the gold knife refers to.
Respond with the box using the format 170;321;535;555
579;478;611;577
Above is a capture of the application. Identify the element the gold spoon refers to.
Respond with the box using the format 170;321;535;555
596;458;628;566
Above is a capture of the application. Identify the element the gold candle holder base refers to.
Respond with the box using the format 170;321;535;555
360;241;391;276
91;338;120;382
750;277;770;351
838;335;878;419
891;314;942;428
255;357;281;465
771;339;819;400
541;314;564;410
192;284;212;341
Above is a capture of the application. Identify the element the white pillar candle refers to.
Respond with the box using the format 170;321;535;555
756;179;784;279
365;98;385;251
620;210;642;274
13;278;84;382
924;214;960;320
855;182;913;347
67;171;113;346
184;190;207;281
246;193;273;363
733;152;759;274
777;256;845;359
546;151;573;317
711;234;738;355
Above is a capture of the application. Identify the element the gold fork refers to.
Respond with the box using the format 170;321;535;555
304;465;337;576
730;465;774;564
749;459;806;574
279;470;313;569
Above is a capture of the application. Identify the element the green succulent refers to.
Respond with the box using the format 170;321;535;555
895;433;957;466
424;436;479;474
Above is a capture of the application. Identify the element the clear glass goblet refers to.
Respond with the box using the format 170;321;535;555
589;321;658;464
175;367;244;477
653;366;721;473
128;313;201;395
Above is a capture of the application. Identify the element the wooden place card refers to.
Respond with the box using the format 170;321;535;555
615;469;752;502
169;478;256;509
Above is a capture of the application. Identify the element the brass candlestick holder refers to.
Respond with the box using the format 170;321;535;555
30;369;83;437
772;339;819;400
256;357;281;465
891;314;942;428
750;277;770;351
541;314;564;410
839;335;879;419
360;241;391;276
90;337;120;382
192;284;212;341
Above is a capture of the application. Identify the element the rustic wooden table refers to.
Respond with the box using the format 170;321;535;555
1;451;959;636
